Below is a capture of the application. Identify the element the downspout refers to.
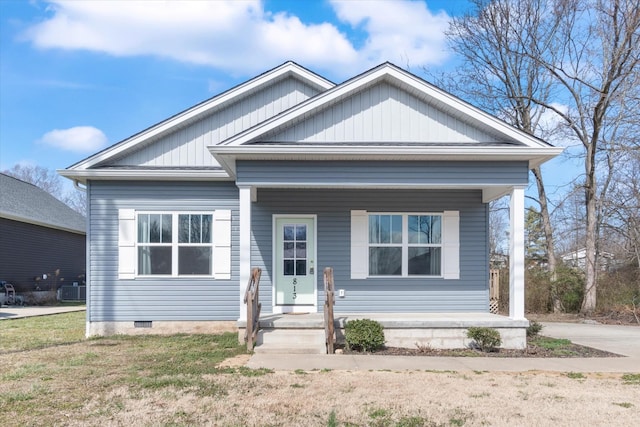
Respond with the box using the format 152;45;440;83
74;179;90;337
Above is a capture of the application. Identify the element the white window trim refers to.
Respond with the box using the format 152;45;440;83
117;209;231;280
367;212;443;278
136;211;214;278
351;209;459;280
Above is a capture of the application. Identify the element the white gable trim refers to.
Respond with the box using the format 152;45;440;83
217;63;553;150
59;168;232;183
68;62;334;171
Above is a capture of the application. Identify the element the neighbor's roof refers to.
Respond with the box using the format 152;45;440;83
0;173;86;234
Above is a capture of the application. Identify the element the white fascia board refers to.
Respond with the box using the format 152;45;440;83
208;144;563;179
58;168;232;183
67;63;335;171
210;144;563;163
220;63;555;150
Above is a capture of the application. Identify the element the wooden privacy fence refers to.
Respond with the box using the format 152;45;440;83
323;267;336;354
489;269;500;314
244;268;262;351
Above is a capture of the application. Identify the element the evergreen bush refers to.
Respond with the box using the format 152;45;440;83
344;319;385;352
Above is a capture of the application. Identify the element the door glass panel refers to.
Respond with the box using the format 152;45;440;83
296;260;307;275
296;242;306;258
281;222;308;277
283;242;294;258
283;260;294;276
296;225;307;240
283;226;294;241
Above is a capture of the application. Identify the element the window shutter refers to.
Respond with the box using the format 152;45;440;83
213;210;232;280
442;210;460;280
351;210;368;279
118;209;136;279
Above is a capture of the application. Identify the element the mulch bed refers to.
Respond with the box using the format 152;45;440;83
339;337;622;358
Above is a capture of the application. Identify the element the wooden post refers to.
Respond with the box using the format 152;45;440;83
490;269;500;314
243;267;261;351
323;267;335;354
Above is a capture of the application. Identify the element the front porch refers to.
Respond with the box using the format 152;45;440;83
238;312;529;354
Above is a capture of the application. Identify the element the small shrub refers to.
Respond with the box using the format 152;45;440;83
526;321;543;337
344;319;385;352
466;327;501;352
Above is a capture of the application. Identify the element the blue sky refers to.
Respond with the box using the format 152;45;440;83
0;0;580;198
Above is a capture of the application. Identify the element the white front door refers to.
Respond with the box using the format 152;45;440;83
274;216;316;311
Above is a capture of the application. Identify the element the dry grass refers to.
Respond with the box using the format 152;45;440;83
0;341;639;426
1;313;639;426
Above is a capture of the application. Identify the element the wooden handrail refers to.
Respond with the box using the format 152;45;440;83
323;267;336;354
244;267;262;351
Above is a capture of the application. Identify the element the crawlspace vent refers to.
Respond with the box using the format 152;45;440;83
134;321;153;328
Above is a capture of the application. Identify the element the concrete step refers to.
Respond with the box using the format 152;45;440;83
254;328;327;354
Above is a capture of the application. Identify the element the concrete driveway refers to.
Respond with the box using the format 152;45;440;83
541;322;640;358
0;305;85;320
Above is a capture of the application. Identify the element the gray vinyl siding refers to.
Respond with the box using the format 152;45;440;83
112;77;320;168
252;188;489;314
237;160;529;187
87;181;239;321
262;81;505;143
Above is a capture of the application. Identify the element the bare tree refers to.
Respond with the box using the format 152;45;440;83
445;0;640;314
601;151;640;267
517;0;639;313
3;164;86;216
3;164;64;196
444;0;562;308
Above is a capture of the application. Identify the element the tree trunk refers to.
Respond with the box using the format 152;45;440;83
581;146;599;314
531;167;560;311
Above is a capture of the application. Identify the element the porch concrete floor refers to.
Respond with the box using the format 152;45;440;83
250;312;529;329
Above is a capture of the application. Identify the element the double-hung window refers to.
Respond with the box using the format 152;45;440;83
119;209;231;280
137;212;213;276
368;213;442;277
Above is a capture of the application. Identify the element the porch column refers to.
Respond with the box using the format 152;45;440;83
509;186;526;319
238;185;252;321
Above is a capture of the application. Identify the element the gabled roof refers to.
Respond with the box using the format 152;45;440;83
0;173;86;234
62;61;335;175
209;62;562;176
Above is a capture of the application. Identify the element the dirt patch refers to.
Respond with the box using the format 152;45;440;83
216;353;251;368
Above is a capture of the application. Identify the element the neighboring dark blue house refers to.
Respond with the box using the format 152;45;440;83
0;173;86;293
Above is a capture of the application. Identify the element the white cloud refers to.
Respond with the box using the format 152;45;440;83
535;103;582;148
23;0;451;78
40;126;108;153
330;0;451;68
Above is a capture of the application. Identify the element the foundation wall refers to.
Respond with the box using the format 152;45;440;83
88;321;237;337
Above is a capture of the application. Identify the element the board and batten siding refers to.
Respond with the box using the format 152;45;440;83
111;78;321;168
251;188;490;314
236;160;530;187
262;81;507;143
87;181;239;322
